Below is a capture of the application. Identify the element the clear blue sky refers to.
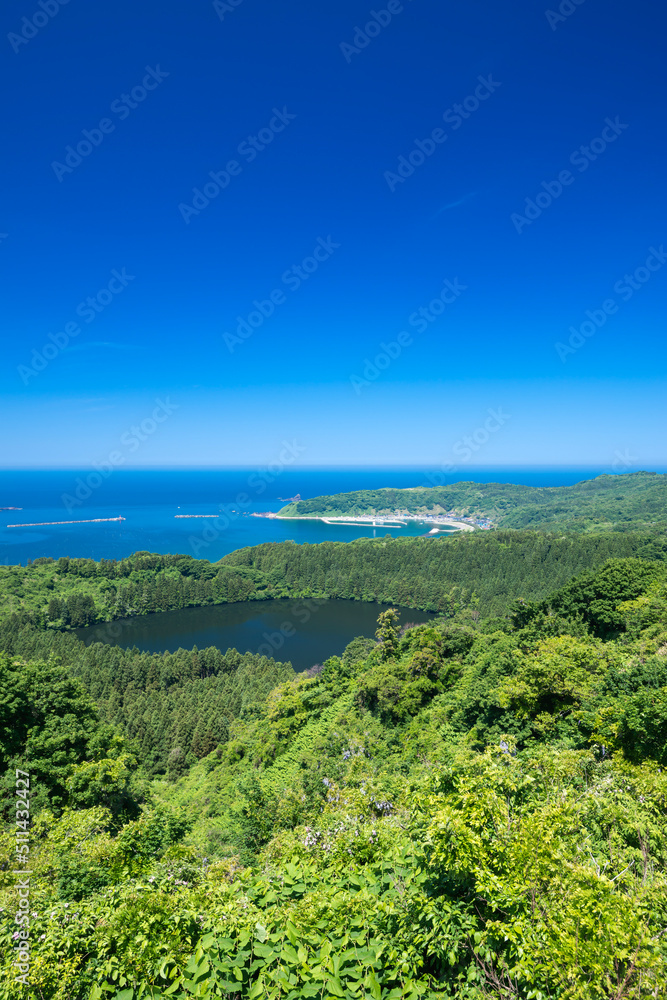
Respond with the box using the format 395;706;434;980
1;0;665;468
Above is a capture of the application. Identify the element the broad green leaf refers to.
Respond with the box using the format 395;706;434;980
326;978;346;998
254;922;268;942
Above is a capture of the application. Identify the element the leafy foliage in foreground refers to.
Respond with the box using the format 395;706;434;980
1;558;667;997
0;655;138;820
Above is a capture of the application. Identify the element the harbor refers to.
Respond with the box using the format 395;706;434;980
319;515;474;531
7;516;126;528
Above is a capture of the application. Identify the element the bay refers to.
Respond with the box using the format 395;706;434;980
0;466;657;566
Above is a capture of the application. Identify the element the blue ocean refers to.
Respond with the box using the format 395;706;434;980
0;466;659;566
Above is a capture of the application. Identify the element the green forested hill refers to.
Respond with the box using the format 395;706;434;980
222;530;667;615
278;470;667;532
2;529;667;626
2;556;667;998
2;533;664;788
0;615;294;779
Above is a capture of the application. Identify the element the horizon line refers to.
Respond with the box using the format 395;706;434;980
0;465;665;473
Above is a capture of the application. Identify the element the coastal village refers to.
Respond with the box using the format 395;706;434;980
319;510;493;532
250;502;494;531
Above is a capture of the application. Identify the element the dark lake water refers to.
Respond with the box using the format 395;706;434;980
76;598;436;673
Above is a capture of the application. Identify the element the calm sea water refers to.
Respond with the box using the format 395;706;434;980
0;467;657;566
76;598;435;673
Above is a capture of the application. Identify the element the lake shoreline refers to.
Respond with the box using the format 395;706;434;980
75;596;436;673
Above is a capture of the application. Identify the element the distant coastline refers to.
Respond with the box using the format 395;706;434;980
274;472;667;534
3;470;665;567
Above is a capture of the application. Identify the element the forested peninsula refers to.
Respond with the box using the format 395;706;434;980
278;471;667;532
2;494;667;996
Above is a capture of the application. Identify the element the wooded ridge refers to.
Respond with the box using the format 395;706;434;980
278;471;667;532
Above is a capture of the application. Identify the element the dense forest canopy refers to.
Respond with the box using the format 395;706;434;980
1;527;667;997
278;471;667;532
2;528;667;628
